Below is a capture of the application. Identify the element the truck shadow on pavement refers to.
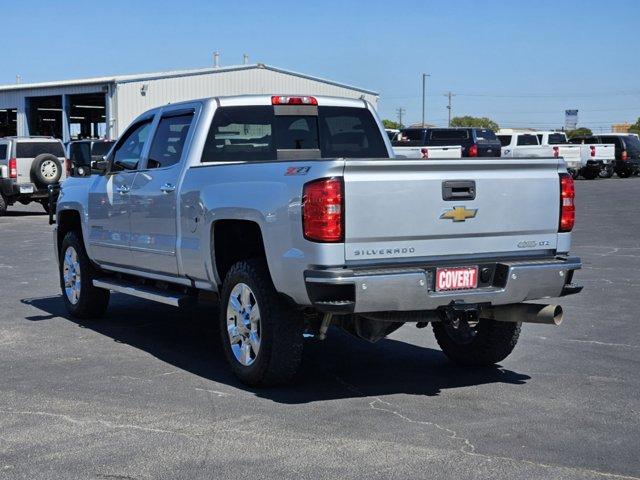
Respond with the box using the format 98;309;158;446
21;294;530;404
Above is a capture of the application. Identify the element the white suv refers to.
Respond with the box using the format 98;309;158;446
0;136;67;215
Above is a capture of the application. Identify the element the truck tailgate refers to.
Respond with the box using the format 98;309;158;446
343;158;562;261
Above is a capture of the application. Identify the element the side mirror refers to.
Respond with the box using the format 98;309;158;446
91;159;110;175
113;158;138;170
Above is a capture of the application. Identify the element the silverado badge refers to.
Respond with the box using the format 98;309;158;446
440;206;477;222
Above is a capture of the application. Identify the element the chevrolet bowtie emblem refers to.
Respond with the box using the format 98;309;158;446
440;206;477;222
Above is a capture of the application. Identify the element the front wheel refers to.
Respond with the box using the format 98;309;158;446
59;231;110;318
599;166;614;179
432;317;521;366
219;259;303;387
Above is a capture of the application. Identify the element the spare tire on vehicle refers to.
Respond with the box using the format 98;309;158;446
31;154;62;188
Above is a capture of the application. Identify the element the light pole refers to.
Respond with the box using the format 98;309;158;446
422;73;431;127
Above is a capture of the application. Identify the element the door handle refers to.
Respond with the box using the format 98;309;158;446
116;185;130;195
160;183;176;193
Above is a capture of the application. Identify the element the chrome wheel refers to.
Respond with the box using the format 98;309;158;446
62;246;81;305
41;160;58;180
226;283;261;366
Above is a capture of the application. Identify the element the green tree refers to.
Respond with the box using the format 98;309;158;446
566;127;593;138
382;119;401;130
450;116;499;131
627;118;640;135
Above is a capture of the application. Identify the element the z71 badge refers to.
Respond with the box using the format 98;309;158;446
285;166;311;176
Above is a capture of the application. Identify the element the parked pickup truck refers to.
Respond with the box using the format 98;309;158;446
569;134;640;178
393;127;498;158
53;95;582;387
392;128;461;159
534;131;614;180
497;131;554;159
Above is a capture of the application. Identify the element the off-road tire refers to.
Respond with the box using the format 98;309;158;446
31;154;62;188
59;230;110;319
0;194;6;216
219;259;303;387
432;318;521;366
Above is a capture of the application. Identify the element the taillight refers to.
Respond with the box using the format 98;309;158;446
553;146;560;158
302;177;343;242
559;173;575;232
467;144;478;157
621;150;628;161
590;145;596;157
8;158;17;179
420;148;429;159
64;158;72;177
272;96;318;106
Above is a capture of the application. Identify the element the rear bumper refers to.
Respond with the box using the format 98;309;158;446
0;179;48;200
305;256;582;314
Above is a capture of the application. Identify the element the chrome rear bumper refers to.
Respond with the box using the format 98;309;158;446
304;257;582;314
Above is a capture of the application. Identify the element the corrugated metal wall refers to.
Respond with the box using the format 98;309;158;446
115;68;378;135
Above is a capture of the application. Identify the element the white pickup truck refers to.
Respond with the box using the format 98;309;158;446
534;131;614;180
497;131;554;159
53;94;582;387
392;128;462;159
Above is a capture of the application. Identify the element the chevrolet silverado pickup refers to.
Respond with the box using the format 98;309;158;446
534;131;614;180
53;95;582;387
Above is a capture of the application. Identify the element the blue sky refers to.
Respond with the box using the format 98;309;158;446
2;0;639;130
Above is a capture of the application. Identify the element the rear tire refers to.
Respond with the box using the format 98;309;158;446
616;168;631;178
219;259;303;387
59;230;110;319
599;166;614;179
432;318;521;366
0;194;6;216
582;169;598;180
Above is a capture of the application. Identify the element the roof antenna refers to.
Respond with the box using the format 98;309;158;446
213;51;220;68
243;53;249;65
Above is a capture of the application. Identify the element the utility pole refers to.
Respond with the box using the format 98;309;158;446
396;107;406;128
444;91;456;127
422;73;431;127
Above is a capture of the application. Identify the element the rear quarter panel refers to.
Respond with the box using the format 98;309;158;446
179;160;346;304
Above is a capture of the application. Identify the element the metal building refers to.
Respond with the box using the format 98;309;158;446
0;63;378;142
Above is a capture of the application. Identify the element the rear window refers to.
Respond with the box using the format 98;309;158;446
16;141;65;158
429;130;469;141
600;136;623;148
201;105;388;162
91;141;114;157
547;133;567;145
475;129;497;143
497;135;512;147
517;134;539;146
621;135;640;153
69;143;91;166
0;144;6;160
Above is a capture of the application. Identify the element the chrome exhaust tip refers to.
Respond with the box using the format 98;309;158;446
484;303;563;326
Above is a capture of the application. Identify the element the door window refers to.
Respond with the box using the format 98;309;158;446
147;113;194;169
517;134;539;146
112;120;152;171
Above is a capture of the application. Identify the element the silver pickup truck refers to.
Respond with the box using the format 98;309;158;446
54;94;582;387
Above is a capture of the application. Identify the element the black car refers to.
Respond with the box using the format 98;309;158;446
393;127;501;157
67;139;115;176
569;134;640;178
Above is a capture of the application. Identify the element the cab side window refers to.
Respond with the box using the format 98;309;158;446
112;120;152;171
147;112;194;169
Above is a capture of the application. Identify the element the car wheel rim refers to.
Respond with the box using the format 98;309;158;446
226;283;261;366
41;160;57;179
62;246;81;305
443;318;478;345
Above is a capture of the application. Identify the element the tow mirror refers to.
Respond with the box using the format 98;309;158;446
91;158;110;175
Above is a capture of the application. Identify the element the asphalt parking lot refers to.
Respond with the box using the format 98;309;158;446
1;178;639;480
